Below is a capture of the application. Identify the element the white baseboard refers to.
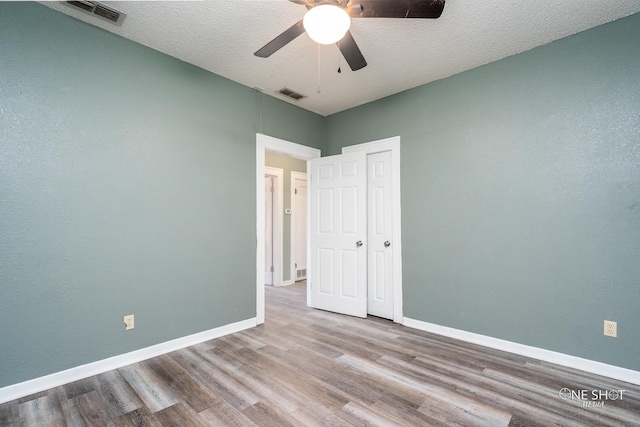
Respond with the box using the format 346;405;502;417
274;279;294;287
0;317;257;405
403;317;640;386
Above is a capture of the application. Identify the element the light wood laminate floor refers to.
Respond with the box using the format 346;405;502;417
2;282;639;426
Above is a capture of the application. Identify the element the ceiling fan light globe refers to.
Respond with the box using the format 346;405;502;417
303;4;351;45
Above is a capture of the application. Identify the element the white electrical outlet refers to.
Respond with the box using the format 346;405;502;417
604;320;617;337
124;314;134;331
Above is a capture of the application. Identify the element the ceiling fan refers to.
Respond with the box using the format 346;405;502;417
254;0;446;71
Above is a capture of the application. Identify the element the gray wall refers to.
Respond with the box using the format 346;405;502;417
265;152;307;282
0;3;324;388
326;13;640;370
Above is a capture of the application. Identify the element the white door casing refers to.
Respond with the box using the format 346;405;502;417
291;172;307;282
265;175;274;285
367;151;394;319
264;167;283;287
309;152;368;318
256;134;321;325
256;134;400;325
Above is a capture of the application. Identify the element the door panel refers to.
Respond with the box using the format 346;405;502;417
310;152;367;318
367;151;394;319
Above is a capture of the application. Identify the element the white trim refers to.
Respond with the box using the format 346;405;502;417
343;136;403;323
306;159;312;307
0;318;257;404
290;170;308;284
403;317;640;386
256;134;320;325
265;167;284;286
275;279;295;287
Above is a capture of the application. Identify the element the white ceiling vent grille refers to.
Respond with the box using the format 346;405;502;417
277;88;306;101
65;1;126;25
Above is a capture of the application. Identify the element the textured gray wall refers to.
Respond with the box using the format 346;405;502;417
326;13;640;370
0;3;324;387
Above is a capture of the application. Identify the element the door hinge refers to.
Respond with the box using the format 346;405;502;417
295;188;297;195
270;186;274;193
270;266;274;272
295;263;297;268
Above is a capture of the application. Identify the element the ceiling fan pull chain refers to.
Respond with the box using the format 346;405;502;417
317;43;321;93
337;41;342;73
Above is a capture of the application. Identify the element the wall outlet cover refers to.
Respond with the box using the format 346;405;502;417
124;314;134;331
604;320;617;337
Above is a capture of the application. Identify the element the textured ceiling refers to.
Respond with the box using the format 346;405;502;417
41;1;640;116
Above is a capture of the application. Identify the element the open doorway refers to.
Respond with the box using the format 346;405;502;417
256;134;320;325
265;154;307;287
264;167;283;286
257;134;403;325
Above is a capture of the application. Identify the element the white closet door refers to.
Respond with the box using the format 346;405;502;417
367;151;394;319
309;152;367;318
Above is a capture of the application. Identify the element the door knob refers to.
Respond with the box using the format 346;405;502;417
384;241;391;247
356;240;363;247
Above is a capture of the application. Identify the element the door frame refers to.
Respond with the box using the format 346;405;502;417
264;167;284;287
290;171;307;283
343;136;403;323
256;134;321;325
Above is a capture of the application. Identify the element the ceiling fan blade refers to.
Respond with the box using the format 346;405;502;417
338;31;367;71
254;20;306;58
347;0;445;18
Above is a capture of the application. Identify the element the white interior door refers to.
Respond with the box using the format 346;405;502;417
264;175;273;285
309;152;367;318
367;151;394;319
292;173;307;281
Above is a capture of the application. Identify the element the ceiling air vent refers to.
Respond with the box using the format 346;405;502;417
65;1;126;25
277;88;306;101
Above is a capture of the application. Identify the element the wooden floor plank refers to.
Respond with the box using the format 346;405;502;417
217;345;350;411
58;376;95;400
110;406;162;427
143;354;221;413
379;354;589;426
170;347;260;411
369;398;448;427
91;369;146;419
118;362;181;413
337;400;401;427
337;353;513;426
58;390;111;426
18;394;66;427
198;400;259;427
241;401;298;427
0;400;19;427
286;402;350;427
405;355;594;422
153;402;209;427
190;346;302;414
